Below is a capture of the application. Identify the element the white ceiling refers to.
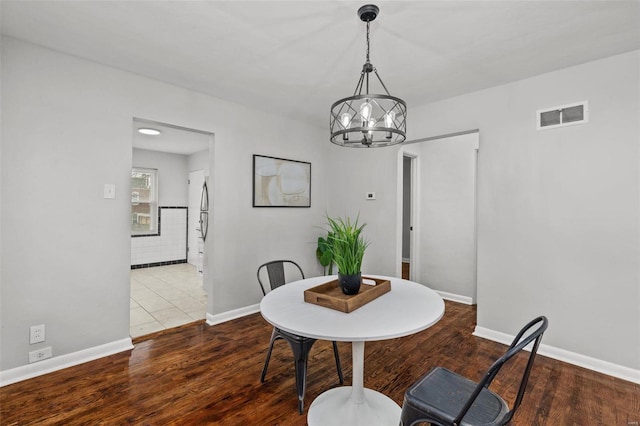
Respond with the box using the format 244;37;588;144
132;119;211;155
3;0;640;139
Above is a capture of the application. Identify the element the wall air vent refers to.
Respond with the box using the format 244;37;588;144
537;101;588;130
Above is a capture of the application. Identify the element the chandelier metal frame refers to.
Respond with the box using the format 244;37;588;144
330;4;407;148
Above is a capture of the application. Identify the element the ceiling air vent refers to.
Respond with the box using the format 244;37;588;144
537;101;588;130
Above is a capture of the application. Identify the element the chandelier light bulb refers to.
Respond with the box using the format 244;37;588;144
384;111;395;127
367;118;377;137
360;101;372;125
384;111;395;139
341;113;352;140
341;112;352;128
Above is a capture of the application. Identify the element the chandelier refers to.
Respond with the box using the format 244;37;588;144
330;4;407;148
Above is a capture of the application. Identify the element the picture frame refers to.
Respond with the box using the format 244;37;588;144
253;154;311;207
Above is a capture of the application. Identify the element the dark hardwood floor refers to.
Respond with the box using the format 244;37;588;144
1;301;638;425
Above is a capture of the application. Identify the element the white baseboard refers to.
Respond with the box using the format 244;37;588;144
436;290;474;305
473;326;640;385
0;303;264;388
206;304;260;326
0;338;133;387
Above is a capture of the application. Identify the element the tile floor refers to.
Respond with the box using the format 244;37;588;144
130;263;207;338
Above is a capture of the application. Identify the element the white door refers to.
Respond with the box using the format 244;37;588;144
188;170;205;267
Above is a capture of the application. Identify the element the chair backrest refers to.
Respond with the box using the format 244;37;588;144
257;260;305;296
455;316;548;425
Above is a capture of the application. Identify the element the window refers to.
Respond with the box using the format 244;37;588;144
131;167;158;235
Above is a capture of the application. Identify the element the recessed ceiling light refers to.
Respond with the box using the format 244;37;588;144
138;128;161;136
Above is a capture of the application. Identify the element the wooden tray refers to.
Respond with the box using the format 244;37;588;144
304;277;391;313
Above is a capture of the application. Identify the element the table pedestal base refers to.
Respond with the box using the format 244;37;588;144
307;386;401;426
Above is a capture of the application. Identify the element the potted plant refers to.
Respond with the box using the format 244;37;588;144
316;232;334;275
325;214;369;295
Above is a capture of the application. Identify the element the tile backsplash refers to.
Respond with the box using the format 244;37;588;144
131;207;187;267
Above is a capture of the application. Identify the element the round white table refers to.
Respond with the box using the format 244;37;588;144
260;275;445;426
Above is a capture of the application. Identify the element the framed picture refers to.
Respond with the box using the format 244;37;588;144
253;154;311;207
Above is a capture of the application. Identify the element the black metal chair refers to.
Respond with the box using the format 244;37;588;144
400;316;548;426
257;260;344;414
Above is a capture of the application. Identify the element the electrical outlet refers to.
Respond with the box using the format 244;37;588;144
28;347;52;363
30;324;45;344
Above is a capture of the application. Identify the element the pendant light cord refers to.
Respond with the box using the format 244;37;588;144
365;20;371;93
365;20;371;64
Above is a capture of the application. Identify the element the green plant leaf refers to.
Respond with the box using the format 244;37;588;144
319;250;332;266
324;213;369;275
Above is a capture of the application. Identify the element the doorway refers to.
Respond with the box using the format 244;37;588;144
401;155;413;280
400;131;478;304
129;118;212;338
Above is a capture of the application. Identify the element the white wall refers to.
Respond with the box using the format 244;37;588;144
132;148;188;206
0;37;328;375
325;145;400;276
413;133;478;301
409;51;639;373
188;150;209;175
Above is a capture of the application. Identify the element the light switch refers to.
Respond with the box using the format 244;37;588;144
104;184;116;199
